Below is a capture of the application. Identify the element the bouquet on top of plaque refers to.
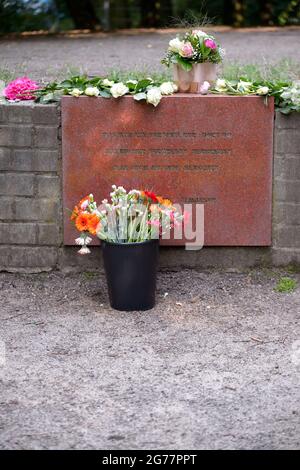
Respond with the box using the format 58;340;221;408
162;29;224;94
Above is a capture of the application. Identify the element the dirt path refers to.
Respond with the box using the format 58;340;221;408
0;269;299;449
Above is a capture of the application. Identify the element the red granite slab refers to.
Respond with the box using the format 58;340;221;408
62;94;274;246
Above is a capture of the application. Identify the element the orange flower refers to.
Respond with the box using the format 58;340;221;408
75;213;90;232
87;214;100;235
70;205;79;221
157;196;173;207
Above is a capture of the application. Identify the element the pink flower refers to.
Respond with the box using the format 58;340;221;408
179;42;194;58
200;81;211;95
204;38;217;50
3;77;38;101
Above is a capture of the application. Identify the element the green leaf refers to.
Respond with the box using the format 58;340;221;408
177;57;193;72
135;79;152;92
99;90;111;98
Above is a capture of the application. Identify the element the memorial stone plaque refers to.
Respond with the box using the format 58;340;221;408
62;95;274;246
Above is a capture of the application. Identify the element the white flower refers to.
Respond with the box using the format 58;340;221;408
102;78;114;87
85;86;100;97
160;81;176;95
146;87;162;107
215;79;227;92
256;86;269;96
110;82;129;98
69;88;83;97
168;37;184;53
200;81;211;95
192;29;208;38
126;79;138;85
78;246;91;255
75;236;92;246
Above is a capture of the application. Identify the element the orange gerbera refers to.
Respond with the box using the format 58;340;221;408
157;196;173;207
70;205;79;221
75;213;90;232
87;214;100;235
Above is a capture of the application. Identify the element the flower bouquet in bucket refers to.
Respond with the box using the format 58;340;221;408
71;186;184;311
162;29;224;93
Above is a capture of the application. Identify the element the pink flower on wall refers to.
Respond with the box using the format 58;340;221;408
3;77;38;101
204;38;217;50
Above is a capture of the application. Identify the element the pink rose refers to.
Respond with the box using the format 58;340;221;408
200;81;211;95
204;38;217;50
179;42;194;58
3;77;38;101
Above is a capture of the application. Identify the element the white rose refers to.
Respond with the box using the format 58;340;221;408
160;82;176;95
192;29;207;38
69;88;83;97
256;86;269;96
146;87;162;107
215;79;227;91
85;86;100;97
110;82;129;98
168;37;184;53
102;79;114;87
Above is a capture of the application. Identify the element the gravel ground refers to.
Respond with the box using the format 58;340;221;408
0;269;299;450
1;29;300;80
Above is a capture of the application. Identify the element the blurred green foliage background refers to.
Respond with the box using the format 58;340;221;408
1;0;299;34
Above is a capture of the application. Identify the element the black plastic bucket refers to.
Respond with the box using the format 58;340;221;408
102;239;159;311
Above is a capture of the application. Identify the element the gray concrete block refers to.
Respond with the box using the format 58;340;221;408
0;148;11;170
0;197;14;220
275;111;300;130
38;223;61;245
2;246;58;269
12;149;34;171
15;198;60;222
273;202;300;226
0;222;36;244
0;173;34;196
34;149;59;172
34;126;59;148
274;179;300;204
0;125;32;147
32;104;59;125
272;247;300;265
7;103;33;123
36;175;60;198
273;226;300;248
273;155;300;180
275;128;300;155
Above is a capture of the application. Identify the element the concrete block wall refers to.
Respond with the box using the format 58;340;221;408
0;103;62;272
272;113;300;265
0;102;299;272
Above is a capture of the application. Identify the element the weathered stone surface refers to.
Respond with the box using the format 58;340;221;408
0;197;14;220
38;223;61;245
0;222;36;244
0;174;34;196
0;125;32;147
62;95;274;246
32;104;59;125
34;126;59;148
36;175;60;197
15;198;59;222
